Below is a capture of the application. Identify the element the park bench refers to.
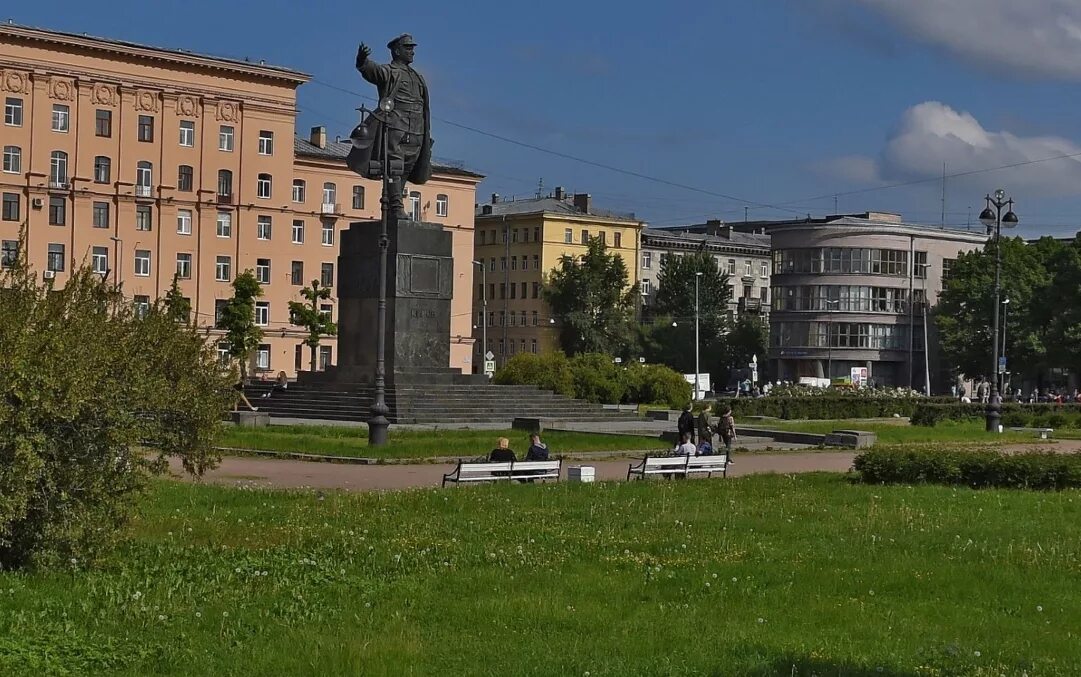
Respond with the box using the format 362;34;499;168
627;454;729;480
442;460;562;487
1009;427;1054;439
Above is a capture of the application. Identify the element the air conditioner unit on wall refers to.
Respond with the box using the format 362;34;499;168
43;270;56;280
32;198;44;208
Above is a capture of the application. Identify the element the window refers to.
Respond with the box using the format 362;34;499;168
499;284;506;300
291;261;304;285
320;304;333;322
500;257;506;271
138;115;154;142
216;211;232;237
47;243;65;272
614;232;622;248
92;201;109;229
531;311;539;327
641;279;652;296
598;231;606;246
215;303;229;329
215;256;231;282
428;192;446;217
256;258;271;284
94;156;111;184
581;229;588;244
2;193;18;221
320;262;334;286
727;259;736;275
217;341;231;365
178;165;193;192
531;339;538;354
1;240;18;268
95;109;111;137
219;125;234;151
50;151;68;185
258;130;274;155
136;161;152;193
172;253;189;279
352;185;365;210
5;97;23;126
217;170;233;198
745;260;753;276
914;251;928;279
489;257;495;272
760;261;768;278
942;258;955;281
564;228;573;243
760;286;768;302
134;295;150;319
642;252;652;269
257;173;272;199
291;220;304;244
2;146;20;174
508;311;515;327
292;179;306;203
51;105;69;132
179;120;194;147
257;215;272;240
321;221;334;246
322;182;336;205
90;247;108;274
135;205;152;231
511;256;517;271
532;282;540;299
533;254;539;270
135;249;151;277
255;301;270;326
177;209;192;235
510;283;516;299
257;344;271;371
49;197;65;225
319;345;332;370
409;191;421;221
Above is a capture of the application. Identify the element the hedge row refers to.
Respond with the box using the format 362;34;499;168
911;403;1081;428
853;448;1081;490
713;396;955;420
494;352;691;409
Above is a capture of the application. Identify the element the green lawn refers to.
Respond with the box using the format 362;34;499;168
739;418;1050;445
218;425;665;460
2;476;1080;675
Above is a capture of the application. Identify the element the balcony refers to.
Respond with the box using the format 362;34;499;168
321;202;341;216
48;180;68;191
738;297;765;313
135;184;153;199
216;193;234;206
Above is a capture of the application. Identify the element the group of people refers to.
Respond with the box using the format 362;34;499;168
233;371;291;412
676;405;736;462
955;378;1081;404
487;433;551;463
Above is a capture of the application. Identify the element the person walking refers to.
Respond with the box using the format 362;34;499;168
719;406;736;463
677;404;696;445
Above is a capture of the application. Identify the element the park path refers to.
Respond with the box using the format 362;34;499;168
168;451;861;492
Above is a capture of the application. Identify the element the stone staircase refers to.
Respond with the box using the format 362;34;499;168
246;381;644;424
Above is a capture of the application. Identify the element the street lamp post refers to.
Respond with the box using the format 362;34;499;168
824;299;839;383
109;235;122;291
694;271;702;400
979;189;1019;432
1001;297;1010;396
472;260;487;374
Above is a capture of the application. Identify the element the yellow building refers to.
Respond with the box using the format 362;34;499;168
472;188;644;368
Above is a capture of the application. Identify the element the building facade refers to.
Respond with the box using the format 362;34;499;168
472;188;644;367
767;212;985;389
0;24;481;377
640;221;772;320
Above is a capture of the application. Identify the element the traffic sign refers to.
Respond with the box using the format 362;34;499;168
484;360;496;375
998;356;1007;373
484;351;494;361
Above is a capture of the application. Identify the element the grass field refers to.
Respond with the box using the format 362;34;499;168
218;425;665;460
738;418;1057;445
2;475;1079;675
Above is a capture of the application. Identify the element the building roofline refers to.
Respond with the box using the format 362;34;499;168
475;208;643;226
0;22;310;85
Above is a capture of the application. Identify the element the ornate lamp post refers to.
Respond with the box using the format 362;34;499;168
694;271;702;400
473;260;487;374
978;189;1019;432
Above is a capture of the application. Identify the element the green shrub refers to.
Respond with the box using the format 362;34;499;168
493;352;575;397
853;448;1081;490
716;396;940;420
622;363;691;409
567;353;625;404
910;403;1081;427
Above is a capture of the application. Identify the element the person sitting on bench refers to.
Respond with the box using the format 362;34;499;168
489;437;516;463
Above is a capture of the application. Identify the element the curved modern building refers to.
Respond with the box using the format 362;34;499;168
768;212;986;390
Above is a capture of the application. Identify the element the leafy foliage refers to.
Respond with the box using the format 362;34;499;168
853;447;1081;490
220;270;263;379
621;362;692;409
0;258;233;569
161;274;191;325
713;395;953;420
494;352;690;406
288;280;337;372
493;352;575;397
543;238;640;356
912;402;1081;428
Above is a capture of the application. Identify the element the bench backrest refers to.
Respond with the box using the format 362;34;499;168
453;460;560;483
641;456;692;473
685;455;728;473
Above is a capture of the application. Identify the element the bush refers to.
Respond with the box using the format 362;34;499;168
911;402;1081;428
0;263;234;570
853;448;1081;490
493;352;575;397
622;363;691;409
567;353;625;404
715;396;943;420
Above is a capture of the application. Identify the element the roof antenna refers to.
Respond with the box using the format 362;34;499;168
536;177;544;199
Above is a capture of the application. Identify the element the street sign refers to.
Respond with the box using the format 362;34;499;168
998;356;1007;373
484;351;494;361
484;360;496;375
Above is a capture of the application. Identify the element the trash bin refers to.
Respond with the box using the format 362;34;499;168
568;466;595;483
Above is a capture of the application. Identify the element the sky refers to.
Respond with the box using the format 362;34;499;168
9;0;1081;237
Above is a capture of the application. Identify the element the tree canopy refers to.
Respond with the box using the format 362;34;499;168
289;280;338;373
220;270;263;379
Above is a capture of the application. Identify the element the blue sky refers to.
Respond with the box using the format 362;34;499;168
10;0;1081;236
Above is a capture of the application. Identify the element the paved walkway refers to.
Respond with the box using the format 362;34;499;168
168;451;859;492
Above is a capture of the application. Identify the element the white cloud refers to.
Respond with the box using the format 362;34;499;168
852;0;1081;80
830;101;1081;197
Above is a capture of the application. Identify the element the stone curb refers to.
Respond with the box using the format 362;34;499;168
214;446;665;466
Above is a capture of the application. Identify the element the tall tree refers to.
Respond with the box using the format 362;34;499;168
543;237;639;356
220;270;263;380
288;280;338;373
724;314;769;378
161;273;191;325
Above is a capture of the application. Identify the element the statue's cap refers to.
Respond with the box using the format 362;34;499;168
388;33;417;49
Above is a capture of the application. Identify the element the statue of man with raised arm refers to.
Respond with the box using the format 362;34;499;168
348;33;433;221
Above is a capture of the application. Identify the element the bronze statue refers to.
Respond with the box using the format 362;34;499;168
348;33;433;221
